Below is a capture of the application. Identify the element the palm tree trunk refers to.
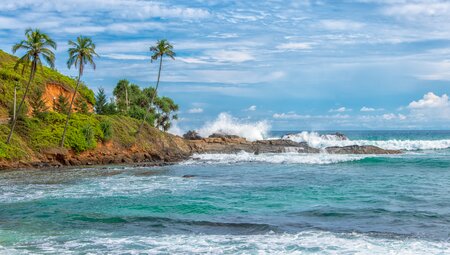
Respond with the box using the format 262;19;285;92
137;56;163;134
6;61;36;144
60;73;82;147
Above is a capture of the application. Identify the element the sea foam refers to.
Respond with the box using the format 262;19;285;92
2;231;448;254
283;131;450;151
184;151;369;165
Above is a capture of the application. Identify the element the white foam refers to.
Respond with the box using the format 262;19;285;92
2;231;448;254
197;113;270;141
283;132;450;151
184;151;369;165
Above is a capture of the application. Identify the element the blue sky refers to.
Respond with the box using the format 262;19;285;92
1;0;450;131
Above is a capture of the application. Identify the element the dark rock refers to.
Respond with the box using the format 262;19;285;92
325;145;401;154
208;133;241;139
182;175;197;178
183;130;202;140
333;132;348;140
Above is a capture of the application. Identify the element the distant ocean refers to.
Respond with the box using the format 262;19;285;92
1;130;450;254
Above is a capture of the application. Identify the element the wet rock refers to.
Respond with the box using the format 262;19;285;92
209;133;241;139
332;132;348;140
325;145;401;154
183;130;202;140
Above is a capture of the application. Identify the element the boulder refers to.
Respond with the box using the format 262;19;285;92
325;145;401;154
208;133;241;139
183;130;202;140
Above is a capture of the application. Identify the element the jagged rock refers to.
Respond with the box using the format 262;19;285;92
183;130;202;140
325;145;401;154
333;132;348;140
209;133;241;139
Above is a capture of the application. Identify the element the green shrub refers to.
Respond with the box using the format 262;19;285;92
100;120;113;142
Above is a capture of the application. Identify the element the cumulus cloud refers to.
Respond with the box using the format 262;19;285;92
408;92;449;109
188;108;204;114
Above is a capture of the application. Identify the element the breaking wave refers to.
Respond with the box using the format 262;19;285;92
197;113;269;141
283;131;450;151
184;151;369;165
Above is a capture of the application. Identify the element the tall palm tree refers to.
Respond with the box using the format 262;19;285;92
6;28;56;144
137;39;175;134
60;36;98;147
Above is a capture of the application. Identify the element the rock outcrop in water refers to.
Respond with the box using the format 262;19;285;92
187;135;400;155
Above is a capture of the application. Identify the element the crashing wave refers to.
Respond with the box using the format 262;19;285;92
282;132;450;151
197;113;269;141
184;151;369;165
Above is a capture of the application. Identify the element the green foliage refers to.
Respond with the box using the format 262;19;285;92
75;98;89;114
95;88;107;114
29;87;49;118
99;120;113;142
0;49;95;117
26;112;103;152
109;81;178;130
53;94;69;114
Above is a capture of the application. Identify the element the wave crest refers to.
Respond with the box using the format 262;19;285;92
184;151;369;165
283;132;450;151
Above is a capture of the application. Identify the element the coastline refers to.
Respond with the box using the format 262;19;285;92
0;132;402;170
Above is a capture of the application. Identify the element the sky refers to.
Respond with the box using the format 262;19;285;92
1;0;450;131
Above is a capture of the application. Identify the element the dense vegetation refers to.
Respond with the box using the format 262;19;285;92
0;31;179;160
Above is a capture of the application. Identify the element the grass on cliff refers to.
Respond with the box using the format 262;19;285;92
0;49;95;117
0;112;163;160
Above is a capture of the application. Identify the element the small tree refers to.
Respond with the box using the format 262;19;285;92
54;94;70;114
95;88;107;114
29;87;48;118
75;98;89;114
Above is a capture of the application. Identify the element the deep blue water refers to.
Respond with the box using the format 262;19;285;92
1;130;450;254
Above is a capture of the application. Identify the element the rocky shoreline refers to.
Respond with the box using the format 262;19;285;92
0;132;401;170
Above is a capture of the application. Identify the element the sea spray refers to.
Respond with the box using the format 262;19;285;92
197;113;270;141
283;131;450;151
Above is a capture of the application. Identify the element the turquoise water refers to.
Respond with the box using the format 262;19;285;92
1;131;450;254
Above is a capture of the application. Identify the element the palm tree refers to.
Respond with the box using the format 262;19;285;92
60;36;98;147
137;39;175;134
6;28;56;144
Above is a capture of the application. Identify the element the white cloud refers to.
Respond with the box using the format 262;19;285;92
273;112;350;120
273;112;310;119
360;106;384;112
246;105;257;111
329;107;350;113
209;50;254;63
383;2;450;18
187;108;204;114
276;42;313;51
103;53;147;60
382;113;406;120
319;19;365;30
408;92;449;109
360;106;375;112
2;0;210;20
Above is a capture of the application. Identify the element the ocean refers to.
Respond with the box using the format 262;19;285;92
1;130;450;254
